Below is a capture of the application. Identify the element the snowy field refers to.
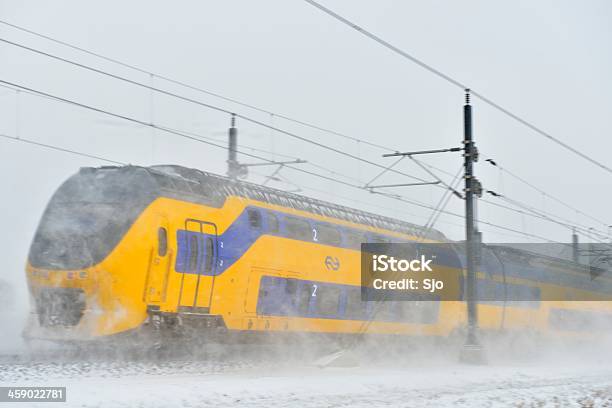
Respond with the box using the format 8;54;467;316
2;349;612;407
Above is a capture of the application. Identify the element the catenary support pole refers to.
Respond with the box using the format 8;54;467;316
460;89;486;364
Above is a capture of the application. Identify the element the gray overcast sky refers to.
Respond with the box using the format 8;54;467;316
1;0;611;292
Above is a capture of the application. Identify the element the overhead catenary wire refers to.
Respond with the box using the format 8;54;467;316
0;20;390;152
7;75;592;243
0;128;456;237
391;153;607;239
423;165;464;232
300;0;612;176
0;81;369;187
4;84;579;246
1;36;463;201
416;156;611;238
491;195;611;244
417;157;612;240
0;78;565;244
367;188;561;243
3;19;610;236
1;79;378;191
414;158;609;231
483;195;610;241
0;80;347;185
481;196;605;242
0;37;433;185
483;157;609;228
0;30;497;212
0;132;124;165
2;24;603;242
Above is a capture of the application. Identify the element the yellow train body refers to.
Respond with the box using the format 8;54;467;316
24;165;612;341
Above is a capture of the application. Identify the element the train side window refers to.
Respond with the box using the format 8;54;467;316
284;216;311;241
188;235;199;272
267;212;279;233
296;284;312;314
204;237;214;272
344;230;366;249
314;224;341;246
157;227;168;257
248;209;262;229
316;286;341;316
285;279;297;295
344;288;365;318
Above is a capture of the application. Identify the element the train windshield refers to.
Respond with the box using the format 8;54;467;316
29;167;157;270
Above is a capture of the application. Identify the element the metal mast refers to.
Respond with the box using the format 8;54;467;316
460;89;485;363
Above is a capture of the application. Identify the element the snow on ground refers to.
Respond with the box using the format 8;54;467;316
2;353;612;407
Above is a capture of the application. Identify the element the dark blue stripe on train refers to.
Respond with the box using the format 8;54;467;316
174;206;462;276
256;276;441;324
172;206;612;297
470;278;541;308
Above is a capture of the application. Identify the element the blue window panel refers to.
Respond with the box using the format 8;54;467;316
175;230;190;272
257;276;291;316
175;230;207;274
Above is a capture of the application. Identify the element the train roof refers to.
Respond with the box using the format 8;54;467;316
88;164;446;241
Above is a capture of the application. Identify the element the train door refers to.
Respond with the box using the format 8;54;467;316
177;218;218;312
144;217;172;304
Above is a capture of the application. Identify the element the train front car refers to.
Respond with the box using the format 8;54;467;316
26;164;611;349
25;166;160;342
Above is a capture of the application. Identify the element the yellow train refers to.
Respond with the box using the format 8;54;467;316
24;165;612;343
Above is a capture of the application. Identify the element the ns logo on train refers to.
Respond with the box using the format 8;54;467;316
325;256;340;271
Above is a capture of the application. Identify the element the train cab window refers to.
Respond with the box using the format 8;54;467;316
248;209;262;229
316;286;341;316
157;227;168;257
188;235;199;272
267;212;279;233
314;224;341;246
344;230;366;250
204;237;214;272
284;216;311;241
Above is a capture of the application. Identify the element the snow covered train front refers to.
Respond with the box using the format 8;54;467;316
24;165;612;343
